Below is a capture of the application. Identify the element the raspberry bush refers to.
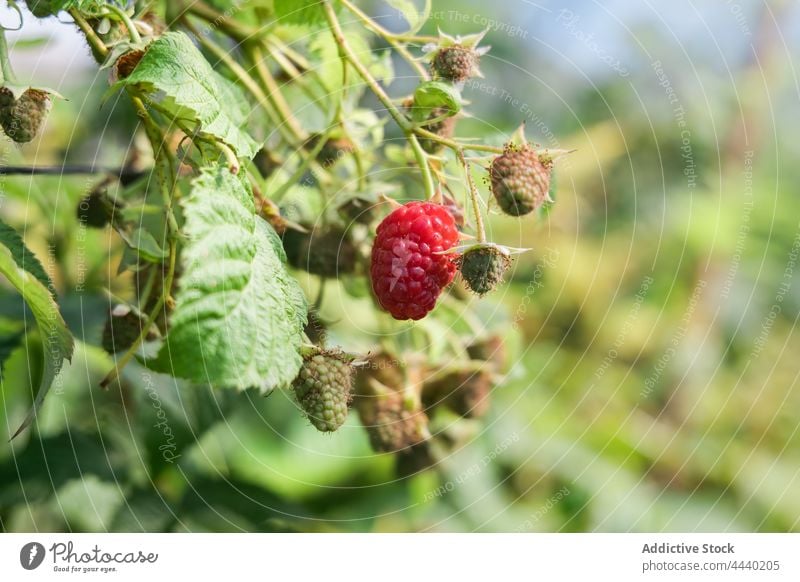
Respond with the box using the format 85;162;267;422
0;0;569;469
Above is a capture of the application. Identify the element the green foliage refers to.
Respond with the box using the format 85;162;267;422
151;166;307;392
0;230;73;438
0;318;25;380
310;30;394;98
272;0;339;26
0;219;53;295
0;0;796;537
411;80;462;120
121;32;260;159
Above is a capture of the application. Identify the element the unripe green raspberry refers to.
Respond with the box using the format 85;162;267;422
0;88;51;144
490;145;552;216
293;348;355;432
431;46;479;83
458;245;511;296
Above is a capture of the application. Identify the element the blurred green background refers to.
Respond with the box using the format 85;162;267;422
1;0;799;532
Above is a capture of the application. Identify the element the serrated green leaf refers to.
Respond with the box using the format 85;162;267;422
412;81;462;120
0;240;74;438
385;0;430;35
0;219;53;297
121;32;260;159
151;166;307;393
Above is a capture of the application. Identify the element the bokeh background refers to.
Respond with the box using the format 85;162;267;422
1;0;800;532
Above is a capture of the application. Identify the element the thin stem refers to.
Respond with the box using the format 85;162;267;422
270;126;332;201
411;111;454;129
248;45;307;140
267;37;312;71
332;26;349;122
69;6;179;389
130;96;180;234
0;29;17;85
261;42;334;122
184;0;258;43
100;112;180;389
192;27;284;132
106;3;142;44
100;237;177;389
408;134;436;200
458;149;486;243
322;0;435;199
339;0;429;80
389;33;439;44
190;22;329;186
217;141;240;174
137;264;158;313
322;0;410;131
69;9;109;60
415;126;575;157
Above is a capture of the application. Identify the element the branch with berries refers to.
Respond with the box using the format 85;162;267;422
0;0;571;474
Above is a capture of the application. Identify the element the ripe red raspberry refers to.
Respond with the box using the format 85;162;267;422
370;201;459;320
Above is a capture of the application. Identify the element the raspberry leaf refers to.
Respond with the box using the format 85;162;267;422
119;32;259;159
0;224;74;438
411;81;461;121
0;219;54;296
150;165;307;393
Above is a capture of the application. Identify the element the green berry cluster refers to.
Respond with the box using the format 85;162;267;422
293;349;355;433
